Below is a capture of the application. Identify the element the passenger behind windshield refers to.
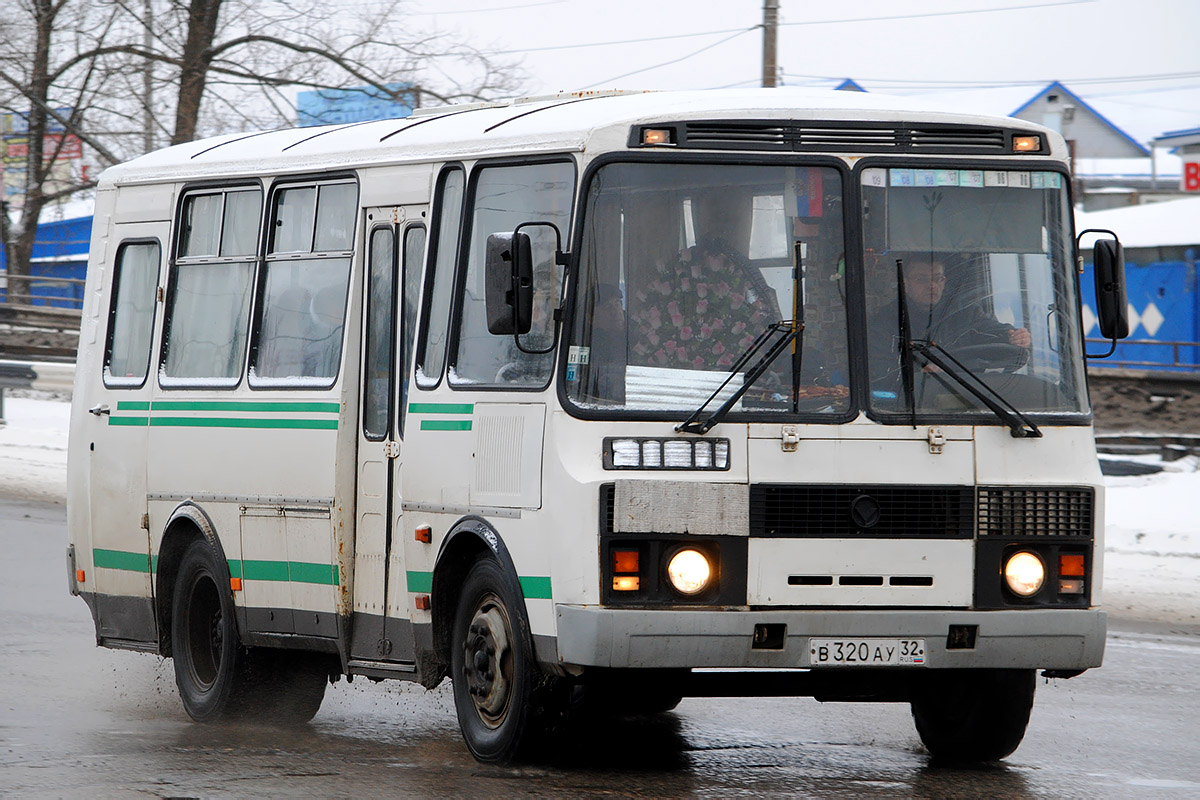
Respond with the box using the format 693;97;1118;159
869;253;1033;407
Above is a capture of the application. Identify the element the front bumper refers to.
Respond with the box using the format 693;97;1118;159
555;605;1105;671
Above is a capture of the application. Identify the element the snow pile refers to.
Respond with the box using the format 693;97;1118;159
0;394;69;504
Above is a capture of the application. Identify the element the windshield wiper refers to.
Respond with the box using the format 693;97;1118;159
896;259;917;429
676;321;798;435
910;340;1042;439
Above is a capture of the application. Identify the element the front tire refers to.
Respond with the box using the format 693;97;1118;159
171;538;250;722
451;557;545;763
911;668;1036;762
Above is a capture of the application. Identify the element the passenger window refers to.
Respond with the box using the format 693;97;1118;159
451;160;574;387
104;241;160;387
399;224;426;434
364;226;396;440
416;168;464;388
250;179;356;387
161;187;262;386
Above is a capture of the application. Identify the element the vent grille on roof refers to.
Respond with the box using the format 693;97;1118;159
674;120;1014;154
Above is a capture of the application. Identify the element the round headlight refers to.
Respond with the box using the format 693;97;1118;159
666;549;712;596
1004;551;1046;597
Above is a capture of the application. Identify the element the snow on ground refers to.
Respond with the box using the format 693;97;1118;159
1;393;1196;628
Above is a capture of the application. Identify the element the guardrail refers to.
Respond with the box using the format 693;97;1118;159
0;302;81;362
1086;338;1200;371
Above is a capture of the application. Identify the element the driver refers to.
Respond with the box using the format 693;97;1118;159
870;255;1032;387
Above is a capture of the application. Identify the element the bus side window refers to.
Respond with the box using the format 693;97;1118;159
399;224;426;435
104;241;161;387
161;188;261;386
416;167;464;389
250;180;356;388
363;225;396;440
451;160;574;388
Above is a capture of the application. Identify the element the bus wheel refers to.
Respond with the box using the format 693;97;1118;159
172;538;250;723
910;668;1036;763
451;557;540;763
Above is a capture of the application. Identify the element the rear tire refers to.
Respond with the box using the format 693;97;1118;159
911;668;1036;762
171;538;329;724
171;538;250;722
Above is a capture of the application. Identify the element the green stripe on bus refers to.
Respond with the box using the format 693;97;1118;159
405;570;550;599
148;417;338;430
234;559;339;586
407;571;434;593
420;419;472;431
108;416;150;426
93;548;152;573
519;576;553;600
408;403;474;415
116;401;151;411
152;400;340;413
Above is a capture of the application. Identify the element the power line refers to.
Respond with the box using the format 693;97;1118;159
411;0;567;14
779;0;1094;28
487;0;1093;56
581;28;755;90
779;70;1200;91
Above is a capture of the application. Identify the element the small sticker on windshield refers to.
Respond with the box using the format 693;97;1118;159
984;171;1009;187
889;169;915;187
935;170;959;186
960;170;984;188
915;169;937;187
568;345;590;365
1008;171;1032;188
1041;172;1062;188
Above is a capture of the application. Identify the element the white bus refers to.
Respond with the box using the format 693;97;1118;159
67;88;1129;764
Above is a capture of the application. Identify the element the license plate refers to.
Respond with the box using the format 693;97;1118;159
809;638;926;666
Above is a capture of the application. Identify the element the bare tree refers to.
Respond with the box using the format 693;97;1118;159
0;0;523;300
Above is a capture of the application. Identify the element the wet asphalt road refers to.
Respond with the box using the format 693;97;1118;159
3;499;1199;798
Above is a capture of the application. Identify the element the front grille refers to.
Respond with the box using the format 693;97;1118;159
672;120;1015;154
977;487;1094;538
749;484;973;538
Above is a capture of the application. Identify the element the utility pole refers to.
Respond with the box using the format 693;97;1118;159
762;0;779;88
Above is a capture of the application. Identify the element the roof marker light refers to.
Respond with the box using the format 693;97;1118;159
1013;135;1041;152
642;128;673;146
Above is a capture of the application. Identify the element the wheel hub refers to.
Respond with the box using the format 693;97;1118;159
462;601;512;727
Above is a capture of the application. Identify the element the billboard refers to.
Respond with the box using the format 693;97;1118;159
297;84;415;127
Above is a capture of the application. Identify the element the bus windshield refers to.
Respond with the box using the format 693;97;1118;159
565;161;1089;424
566;161;851;417
861;167;1088;420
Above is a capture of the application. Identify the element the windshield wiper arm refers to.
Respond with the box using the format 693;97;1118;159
910;340;1042;439
896;259;917;429
676;321;797;435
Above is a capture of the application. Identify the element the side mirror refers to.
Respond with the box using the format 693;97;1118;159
1092;238;1129;340
485;231;533;335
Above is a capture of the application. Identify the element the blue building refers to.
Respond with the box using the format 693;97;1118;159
0;211;90;308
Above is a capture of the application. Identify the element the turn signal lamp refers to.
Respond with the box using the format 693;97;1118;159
613;549;639;574
1058;578;1085;595
1003;551;1046;597
230;577;242;592
613;576;641;591
1013;135;1041;152
667;548;713;596
1059;554;1085;577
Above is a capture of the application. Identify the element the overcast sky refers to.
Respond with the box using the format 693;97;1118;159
408;0;1200;144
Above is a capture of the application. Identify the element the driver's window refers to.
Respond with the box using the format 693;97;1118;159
450;160;574;388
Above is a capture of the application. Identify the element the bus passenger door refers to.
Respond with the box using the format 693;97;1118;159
84;221;167;644
351;208;426;664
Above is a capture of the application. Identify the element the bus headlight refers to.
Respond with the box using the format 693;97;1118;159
1004;551;1046;597
666;548;712;596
